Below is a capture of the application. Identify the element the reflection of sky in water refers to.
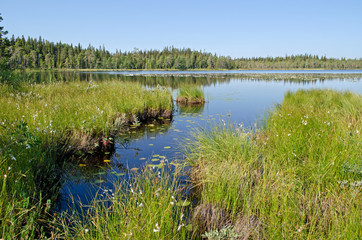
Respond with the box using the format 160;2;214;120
58;76;362;212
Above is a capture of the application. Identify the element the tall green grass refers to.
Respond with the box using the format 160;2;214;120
176;86;205;104
186;90;361;239
0;80;173;238
57;167;190;239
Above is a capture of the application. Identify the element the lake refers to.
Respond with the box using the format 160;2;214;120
47;70;362;212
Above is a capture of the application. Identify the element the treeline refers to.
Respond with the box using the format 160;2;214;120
1;35;361;70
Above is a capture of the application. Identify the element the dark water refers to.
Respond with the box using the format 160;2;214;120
46;71;361;212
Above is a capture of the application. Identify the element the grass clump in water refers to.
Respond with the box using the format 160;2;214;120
176;86;205;105
186;89;361;239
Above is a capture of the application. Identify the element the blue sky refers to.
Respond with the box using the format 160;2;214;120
2;0;362;59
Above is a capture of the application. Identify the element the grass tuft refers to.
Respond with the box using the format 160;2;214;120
186;89;361;239
176;86;205;105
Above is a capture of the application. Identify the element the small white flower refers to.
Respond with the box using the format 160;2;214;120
170;201;175;205
177;223;184;231
153;223;160;232
84;229;89;233
8;167;11;170
287;134;291;136
4;175;7;178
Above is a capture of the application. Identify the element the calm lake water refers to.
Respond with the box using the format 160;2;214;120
50;71;362;212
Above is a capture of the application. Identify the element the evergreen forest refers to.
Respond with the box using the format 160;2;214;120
1;35;361;70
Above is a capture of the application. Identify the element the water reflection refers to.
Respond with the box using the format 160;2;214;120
18;70;362;88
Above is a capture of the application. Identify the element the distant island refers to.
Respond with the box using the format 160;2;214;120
1;35;361;70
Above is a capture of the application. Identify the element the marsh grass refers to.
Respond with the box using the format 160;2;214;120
0;80;173;238
57;167;190;239
186;90;361;239
176;86;205;105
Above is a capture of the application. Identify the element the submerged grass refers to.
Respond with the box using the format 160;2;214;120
186;89;361;239
0;80;173;238
176;86;205;105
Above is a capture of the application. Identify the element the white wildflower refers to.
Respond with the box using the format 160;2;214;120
153;223;160;232
177;223;185;231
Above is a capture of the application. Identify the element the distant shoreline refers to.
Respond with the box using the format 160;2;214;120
17;68;362;73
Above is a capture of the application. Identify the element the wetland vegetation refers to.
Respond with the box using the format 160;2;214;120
0;79;173;238
186;90;361;239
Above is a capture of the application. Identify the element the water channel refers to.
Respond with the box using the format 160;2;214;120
35;70;361;212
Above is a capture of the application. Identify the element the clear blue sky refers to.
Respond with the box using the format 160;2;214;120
2;0;362;59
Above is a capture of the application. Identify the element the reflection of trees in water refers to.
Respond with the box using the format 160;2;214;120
20;71;362;87
176;103;205;114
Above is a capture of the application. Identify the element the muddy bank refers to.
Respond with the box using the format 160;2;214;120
176;97;205;105
60;107;173;160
